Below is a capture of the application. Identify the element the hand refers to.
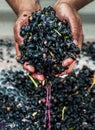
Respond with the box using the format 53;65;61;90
54;2;83;76
14;10;45;81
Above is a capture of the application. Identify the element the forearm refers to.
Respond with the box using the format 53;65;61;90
6;0;41;16
57;0;94;10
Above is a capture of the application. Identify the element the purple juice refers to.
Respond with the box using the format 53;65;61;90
44;84;51;130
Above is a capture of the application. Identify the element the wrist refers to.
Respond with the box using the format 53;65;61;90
55;0;77;10
18;0;41;16
6;0;41;16
56;0;94;11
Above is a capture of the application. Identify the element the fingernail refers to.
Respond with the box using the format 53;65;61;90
27;65;35;72
62;61;69;66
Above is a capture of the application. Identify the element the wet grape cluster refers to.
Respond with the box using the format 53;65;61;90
18;6;80;78
0;65;95;130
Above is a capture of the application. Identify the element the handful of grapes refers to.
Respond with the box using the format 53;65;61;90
17;6;80;79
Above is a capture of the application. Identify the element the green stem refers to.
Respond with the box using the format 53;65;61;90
28;75;38;88
53;29;62;36
62;106;66;120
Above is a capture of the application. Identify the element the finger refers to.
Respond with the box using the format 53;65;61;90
77;19;84;49
55;58;75;77
14;17;28;45
68;14;79;41
15;42;21;56
78;31;84;49
23;62;35;73
56;60;76;77
14;24;23;45
15;42;35;73
62;57;74;66
32;73;45;81
65;60;76;74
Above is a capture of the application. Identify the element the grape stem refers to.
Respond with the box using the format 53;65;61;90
62;106;66;120
28;75;38;88
88;73;95;92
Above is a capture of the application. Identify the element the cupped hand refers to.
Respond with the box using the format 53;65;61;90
54;2;83;76
14;10;45;81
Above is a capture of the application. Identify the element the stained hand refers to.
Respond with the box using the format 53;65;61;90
54;2;83;76
14;11;45;81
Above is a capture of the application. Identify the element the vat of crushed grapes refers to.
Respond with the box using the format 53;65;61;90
0;38;95;130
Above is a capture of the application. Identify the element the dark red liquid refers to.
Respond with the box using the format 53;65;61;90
44;85;51;130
